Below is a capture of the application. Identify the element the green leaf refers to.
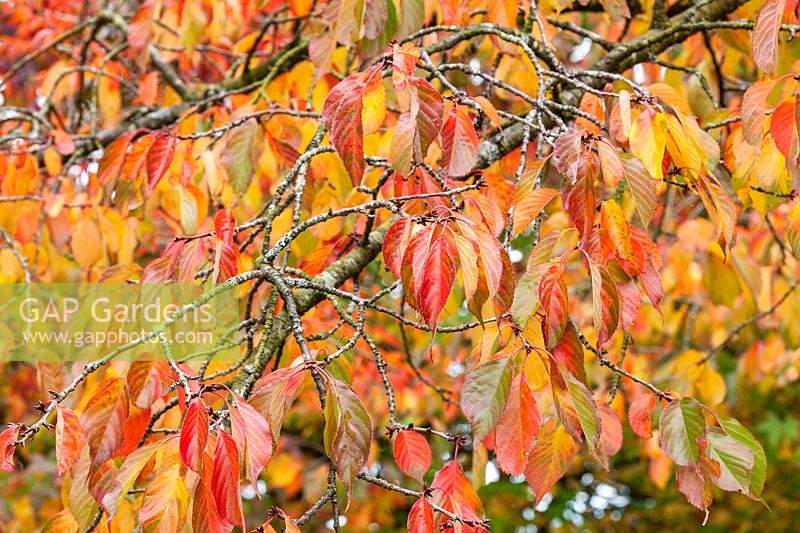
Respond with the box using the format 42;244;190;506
658;398;706;466
719;415;767;497
460;357;513;442
705;426;755;496
551;365;601;457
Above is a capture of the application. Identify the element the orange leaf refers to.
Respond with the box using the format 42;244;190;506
393;429;432;482
440;105;480;177
180;397;209;472
55;406;86;480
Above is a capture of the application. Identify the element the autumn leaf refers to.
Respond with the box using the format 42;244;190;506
324;376;372;500
81;377;129;465
229;394;274;492
460;357;513;443
179;397;209;472
629;393;657;439
524;418;578;503
407;496;435;532
55;406;86;480
494;372;541;475
212;430;246;529
146;131;176;191
418;236;456;329
393;429;432;482
753;0;787;74
220;119;263;194
440;105;480;177
659;398;706;466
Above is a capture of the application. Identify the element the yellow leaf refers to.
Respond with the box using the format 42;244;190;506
601;200;634;263
629;110;667;180
71;219;103;270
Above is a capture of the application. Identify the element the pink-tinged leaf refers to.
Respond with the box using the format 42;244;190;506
598;405;623;468
539;263;568;349
553;128;583;183
407;496;435;532
393;430;432;482
618;281;643;328
419;236;456;328
597;140;623;188
324;377;372;501
741;79;777;144
512;188;559;236
440;105;480;177
213;209;239;283
146;131;176;191
494;372;541;475
249;367;304;445
229;395;274;492
524;419;577;503
430;461;485;523
620;153;657;227
383;217;413;278
0;424;21;471
212;430;245;529
588;259;620;346
677;464;714;512
81;377;129;465
461;357;513;443
180;397;209;472
753;0;787;74
639;256;663;310
56;406;86;480
629;393;657;439
52;128;75;155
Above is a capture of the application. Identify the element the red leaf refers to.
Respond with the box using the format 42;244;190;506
81;377;129;465
213;209;239;283
55;406;85;480
588;259;620;346
539;262;568;349
229;395;274;491
146;131;176;191
212;430;245;529
430;461;485;524
562;172;596;248
0;424;21;471
401;225;434;310
193;453;233;533
629;393;657;439
770;99;799;161
418;236;456;328
407;497;435;532
753;0;787;74
393;430;432;482
383;217;413;278
494;372;541;475
441;105;480;177
323;66;382;185
180;397;209;472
